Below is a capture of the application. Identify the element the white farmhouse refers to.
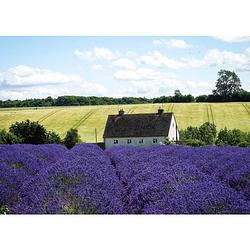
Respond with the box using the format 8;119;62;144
103;108;179;149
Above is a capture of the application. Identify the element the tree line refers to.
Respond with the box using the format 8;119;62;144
0;70;249;108
180;122;250;147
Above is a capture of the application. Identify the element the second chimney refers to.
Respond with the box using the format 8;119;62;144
157;108;164;115
118;109;125;116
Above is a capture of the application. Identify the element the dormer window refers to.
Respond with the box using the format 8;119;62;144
114;139;118;144
127;139;132;144
153;138;158;143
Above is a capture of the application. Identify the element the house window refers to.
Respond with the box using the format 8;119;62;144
114;139;118;144
153;138;158;143
127;139;132;144
139;139;144;144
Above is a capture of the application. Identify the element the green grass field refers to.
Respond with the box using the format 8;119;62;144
0;102;250;142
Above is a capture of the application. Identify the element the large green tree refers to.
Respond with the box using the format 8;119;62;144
213;70;242;99
9;120;48;144
0;129;22;144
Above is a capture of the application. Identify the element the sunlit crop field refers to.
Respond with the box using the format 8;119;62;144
0;102;250;142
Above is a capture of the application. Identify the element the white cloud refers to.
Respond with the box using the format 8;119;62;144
118;78;212;98
153;39;192;49
126;51;137;57
92;64;104;70
0;90;27;100
113;68;175;81
140;48;250;71
113;66;212;97
183;48;250;71
0;82;107;100
140;51;186;69
245;47;250;55
0;65;80;86
214;36;250;43
112;58;136;69
140;51;203;69
180;57;205;68
204;48;250;71
0;65;107;100
74;47;119;61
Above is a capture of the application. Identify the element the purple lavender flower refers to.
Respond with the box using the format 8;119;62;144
11;144;125;214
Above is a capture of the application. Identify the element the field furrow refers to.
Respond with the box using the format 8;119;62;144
127;107;137;114
209;104;215;125
206;104;210;123
38;110;61;123
242;103;250;117
72;109;97;130
169;103;174;112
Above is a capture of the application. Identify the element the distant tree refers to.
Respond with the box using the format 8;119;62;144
199;122;217;145
195;95;208;102
181;126;200;141
215;127;249;146
171;90;194;103
174;89;181;96
0;129;22;144
64;128;81;149
153;96;171;103
181;122;216;145
213;70;242;100
9;120;47;144
185;139;205;147
45;131;62;144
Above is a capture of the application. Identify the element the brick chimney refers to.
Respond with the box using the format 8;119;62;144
157;108;164;114
118;109;125;116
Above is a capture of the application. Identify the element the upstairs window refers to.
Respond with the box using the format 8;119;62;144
114;139;118;144
153;138;158;143
127;139;132;144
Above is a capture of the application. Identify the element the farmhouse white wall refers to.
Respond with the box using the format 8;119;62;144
105;136;166;149
168;116;180;141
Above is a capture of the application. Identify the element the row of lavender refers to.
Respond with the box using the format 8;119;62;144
0;144;125;214
106;145;250;214
1;144;250;214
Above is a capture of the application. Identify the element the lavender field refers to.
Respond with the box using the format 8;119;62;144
0;144;250;214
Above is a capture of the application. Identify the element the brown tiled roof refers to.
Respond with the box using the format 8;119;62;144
103;112;173;138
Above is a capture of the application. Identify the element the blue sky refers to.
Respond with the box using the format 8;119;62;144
0;36;250;100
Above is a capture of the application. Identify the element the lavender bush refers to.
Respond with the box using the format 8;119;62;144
0;144;68;211
11;144;125;214
1;143;249;214
106;145;250;214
